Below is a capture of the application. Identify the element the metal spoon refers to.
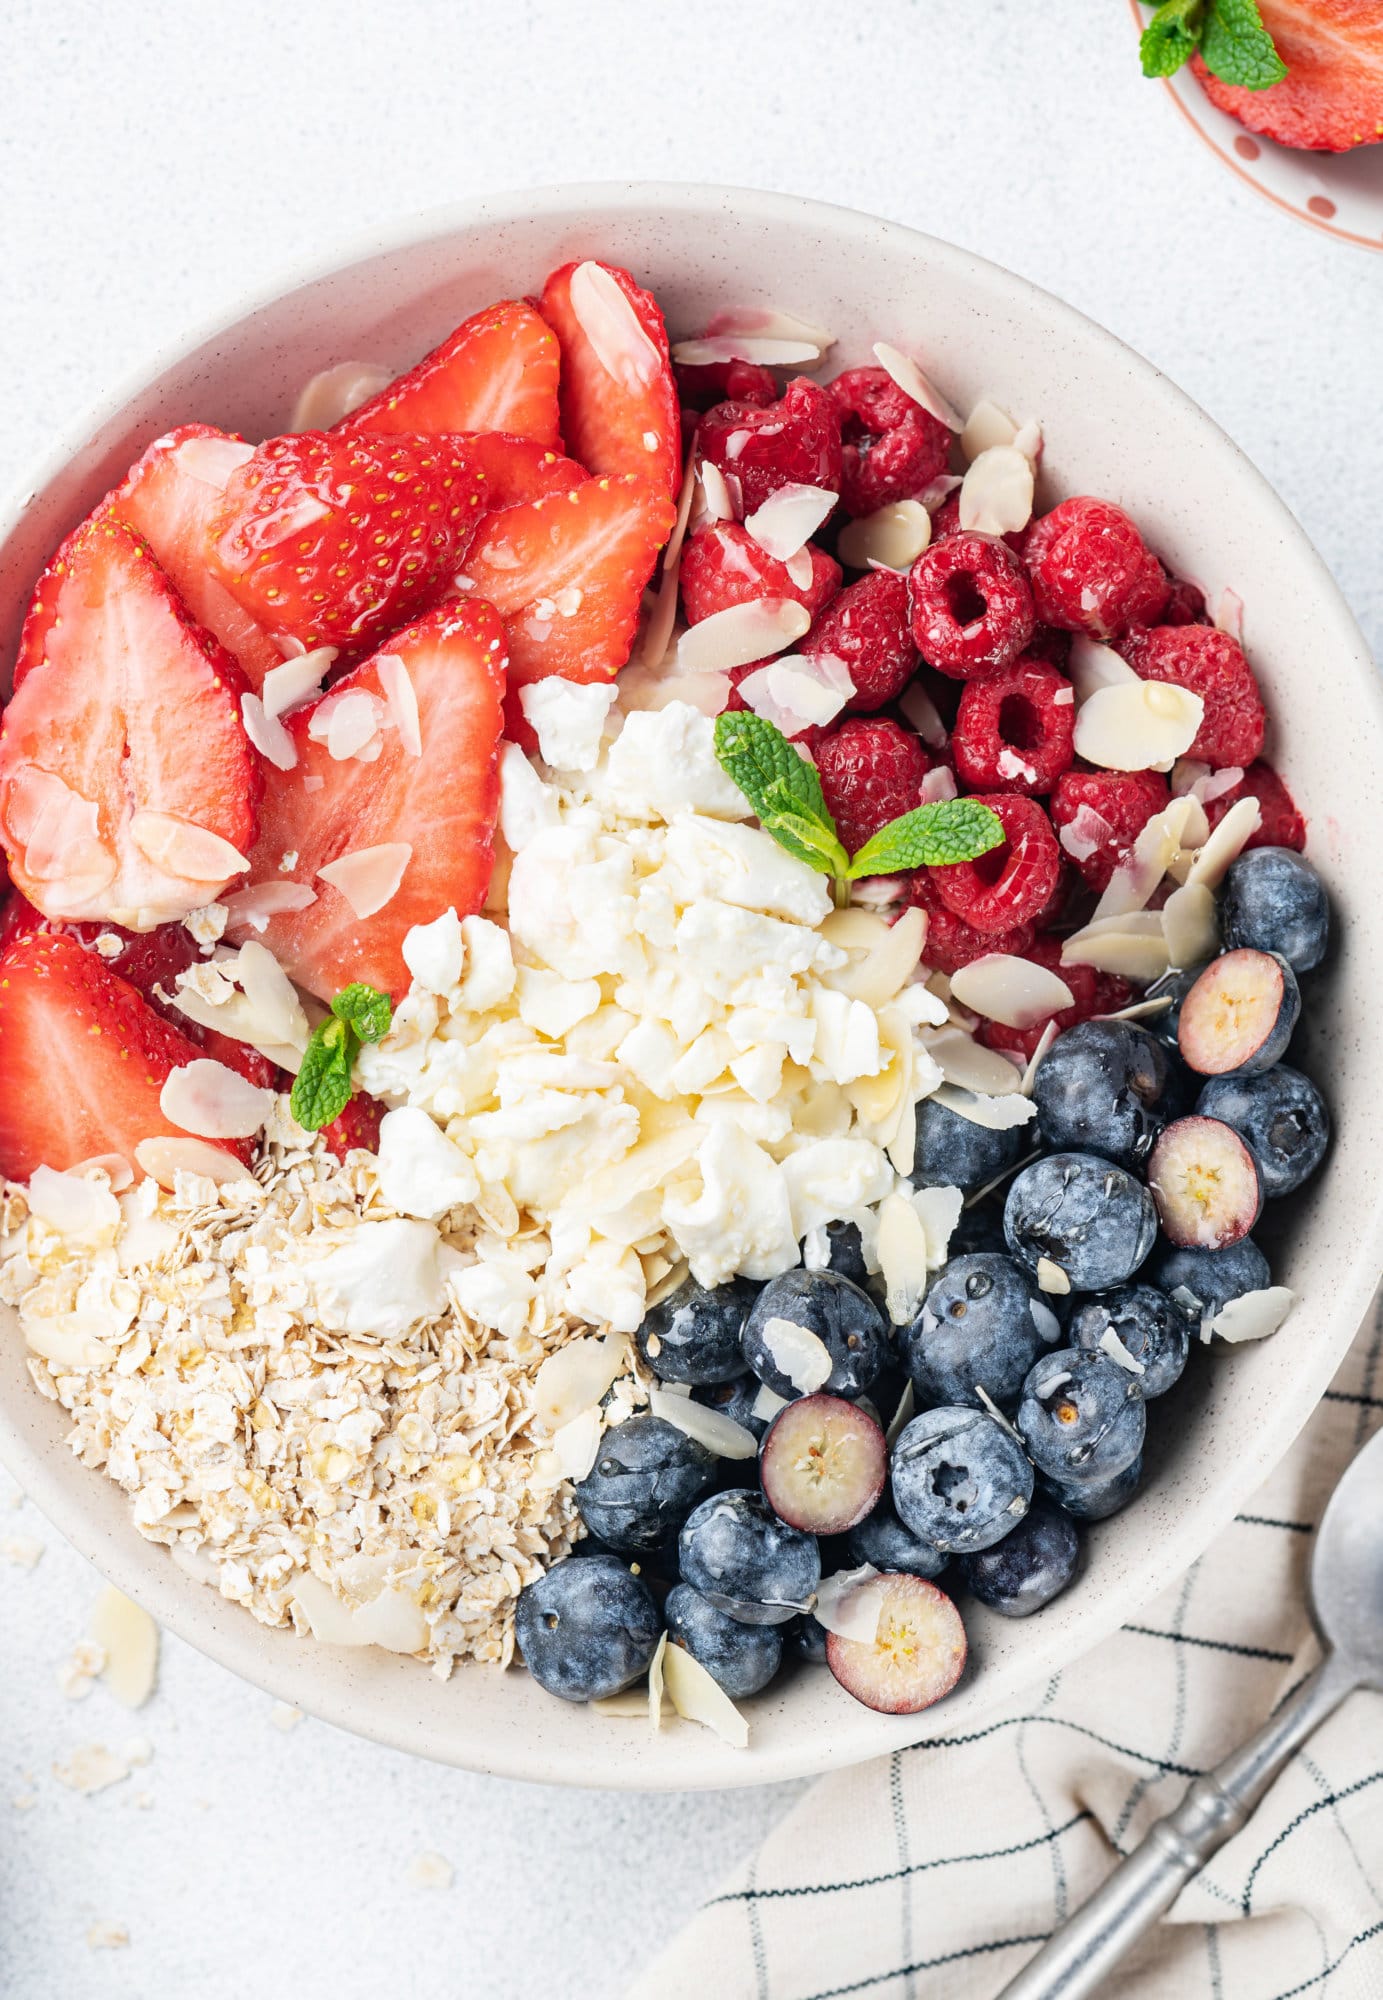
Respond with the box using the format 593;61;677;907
998;1424;1383;2000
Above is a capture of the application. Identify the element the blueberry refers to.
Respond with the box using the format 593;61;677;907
788;1612;831;1664
691;1374;771;1440
515;1554;662;1702
902;1252;1052;1413
742;1269;889;1401
1045;1454;1143;1521
1146;964;1210;1051
948;1199;1010;1258
890;1406;1034;1554
573;1413;716;1554
1148;1237;1271;1325
1004;1152;1158;1292
807;1218;871;1288
636;1275;758;1386
1017;1348;1146;1486
664;1582;783;1698
846;1501;948;1578
914;1096;1024;1193
1032;1020;1179;1170
959;1499;1081;1617
1221;847;1329;974
1195;1066;1329;1199
1068;1284;1190;1398
678;1489;821;1625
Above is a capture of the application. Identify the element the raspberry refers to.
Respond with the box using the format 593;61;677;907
680;522;841;626
977;937;1131;1061
675;357;778;412
951;658;1076;796
1024;623;1072;669
929;491;962;542
1202;760;1306;853
1023;497;1170;639
1050;766;1170;891
826;366;952;519
815;717;931;857
908;534;1036;679
906;870;1035;976
1160;575;1207;626
697;378;843;519
1129;625;1265;770
800;570;917;714
926;793;1061;934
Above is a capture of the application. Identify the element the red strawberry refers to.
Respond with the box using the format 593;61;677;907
228;598;507;1001
459;433;588;510
680;522;841;627
206;431;488;652
456;475;676;726
539;261;681;502
0;929;245;1180
103;425;283;691
347;301;561;444
321;1091;385;1162
0;517;260;929
1191;2;1383;153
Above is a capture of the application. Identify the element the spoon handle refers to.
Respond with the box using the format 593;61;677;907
996;1654;1357;2000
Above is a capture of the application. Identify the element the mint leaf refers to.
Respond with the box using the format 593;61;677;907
332;981;393;1044
847;799;1005;879
714;710;831;826
758;793;852;879
1140;0;1204;76
290;1016;356;1132
1200;0;1285;88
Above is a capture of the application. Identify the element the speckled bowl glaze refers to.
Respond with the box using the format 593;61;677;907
1;185;1380;1791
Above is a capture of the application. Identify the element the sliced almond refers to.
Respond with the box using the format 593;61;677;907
1161;881;1219;969
569;261;662;390
550;1406;603;1481
221;880;317;932
920;765;958;803
660;1639;749;1748
924;1027;1025;1096
317;842;411;918
671;334;821;367
531;1332;623;1434
1061;925;1171;982
960;398;1018;462
1036;1256;1071;1296
812;1564;886;1643
239;693;296;771
836;500;931;573
1067;634;1139;704
1184;796;1263;890
262;648;334;719
704;305;836;351
698;459;735;523
1207;1285;1294;1344
89;1588;159;1709
737;654;852;737
824;905;925;1008
1093;798;1197;921
1072;681;1204;772
648;1386;758;1460
173;434;256;488
876;1193;930;1326
871;342;964;433
640;433;702;669
376;654;422;756
289;362;392;433
128;813;249;885
744;483;837;562
676;598;811;675
648;1628;668;1729
760;1316;833;1394
931;1082;1037;1131
159;1059;275;1140
134;1137;256;1189
949;953;1074;1029
957;445;1034;537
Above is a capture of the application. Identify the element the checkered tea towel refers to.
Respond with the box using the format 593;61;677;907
630;1292;1383;2000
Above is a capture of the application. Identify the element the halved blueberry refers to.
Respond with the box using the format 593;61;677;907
1220;847;1329;974
759;1394;887;1535
1194;1065;1329;1199
1148;1115;1263;1249
1177;949;1300;1078
891;1406;1034;1554
825;1574;968;1714
1004;1151;1158;1292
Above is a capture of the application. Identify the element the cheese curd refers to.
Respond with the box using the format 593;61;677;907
358;702;953;1328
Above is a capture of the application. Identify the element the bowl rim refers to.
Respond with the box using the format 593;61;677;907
3;179;1382;1790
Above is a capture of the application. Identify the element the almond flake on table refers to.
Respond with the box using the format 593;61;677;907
86;1922;131;1952
89;1587;160;1709
52;1745;131;1796
269;1703;304;1732
57;1640;107;1701
0;1532;44;1568
404;1851;455;1891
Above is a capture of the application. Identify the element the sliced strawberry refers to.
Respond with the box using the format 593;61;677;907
228;598;507;1000
0;518;260;929
109;426;282;691
456;474;675;728
459;433;588;510
347;300;561;446
0;930;244;1180
539;261;681;501
321;1091;385;1162
1192;2;1383;153
206;431;488;652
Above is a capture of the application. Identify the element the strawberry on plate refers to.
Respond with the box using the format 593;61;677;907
1192;2;1383;153
457;432;588;510
104;425;283;691
539;261;681;502
347;299;562;446
0;929;245;1180
321;1090;385;1162
0;517;260;929
206;431;488;652
457;474;676;728
228;597;507;1001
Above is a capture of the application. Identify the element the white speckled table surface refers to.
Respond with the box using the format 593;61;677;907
0;3;1378;1994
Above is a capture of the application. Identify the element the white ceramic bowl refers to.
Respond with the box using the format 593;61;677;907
2;184;1380;1791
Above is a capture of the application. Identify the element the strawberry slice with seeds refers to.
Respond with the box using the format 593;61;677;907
321;1090;385;1162
539;260;681;501
206;431;488;652
347;300;561;446
458;433;588;510
228;598;507;1000
0;517;260;929
457;474;675;730
1191;2;1383;153
0;929;246;1180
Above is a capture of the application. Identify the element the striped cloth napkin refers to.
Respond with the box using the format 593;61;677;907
631;1290;1383;2000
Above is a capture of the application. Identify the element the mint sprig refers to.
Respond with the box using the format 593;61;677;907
712;711;1003;905
1139;0;1285;88
290;981;393;1133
